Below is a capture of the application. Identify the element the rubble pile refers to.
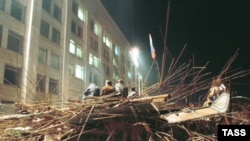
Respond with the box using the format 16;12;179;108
1;49;250;141
0;93;250;141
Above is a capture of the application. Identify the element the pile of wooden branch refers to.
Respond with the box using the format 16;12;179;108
0;93;249;141
1;49;250;141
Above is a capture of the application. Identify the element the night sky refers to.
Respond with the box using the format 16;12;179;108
101;0;250;96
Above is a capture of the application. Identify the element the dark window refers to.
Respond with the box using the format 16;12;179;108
7;31;23;54
103;64;110;76
10;0;24;22
50;52;60;69
0;0;5;11
93;73;99;85
4;65;20;87
72;1;77;14
89;72;92;83
94;41;98;51
71;20;83;39
52;28;60;44
77;26;83;39
71;20;76;34
90;37;93;48
37;75;46;93
103;49;110;61
90;21;94;31
40;20;49;38
38;48;47;64
68;62;74;75
122;66;125;74
53;5;61;21
49;78;58;94
42;0;51;13
88;72;99;86
121;54;125;63
127;60;130;68
0;25;2;46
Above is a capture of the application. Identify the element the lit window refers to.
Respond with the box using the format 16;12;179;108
69;39;83;58
69;39;76;54
90;21;100;35
76;46;82;58
75;64;84;80
78;8;84;21
114;45;120;56
128;72;132;79
102;35;106;43
106;38;111;47
89;54;93;65
38;48;47;64
89;53;99;67
93;56;99;67
94;23;99;35
103;34;112;48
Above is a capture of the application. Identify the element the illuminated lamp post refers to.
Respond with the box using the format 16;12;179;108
130;47;141;95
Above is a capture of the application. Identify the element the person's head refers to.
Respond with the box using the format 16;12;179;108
88;83;96;88
118;79;123;83
105;80;112;86
131;87;136;91
107;81;112;86
212;77;222;86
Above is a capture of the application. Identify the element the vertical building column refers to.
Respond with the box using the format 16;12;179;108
61;0;69;104
21;0;35;104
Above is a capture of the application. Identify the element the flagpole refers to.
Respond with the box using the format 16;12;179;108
143;59;155;89
160;1;171;94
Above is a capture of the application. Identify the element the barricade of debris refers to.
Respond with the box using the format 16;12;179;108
0;92;249;141
1;49;250;141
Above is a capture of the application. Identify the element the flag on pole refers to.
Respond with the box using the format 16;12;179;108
149;34;156;59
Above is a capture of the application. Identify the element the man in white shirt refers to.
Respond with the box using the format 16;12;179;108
115;79;128;97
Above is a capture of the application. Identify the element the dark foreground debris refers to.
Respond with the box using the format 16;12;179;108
0;93;250;141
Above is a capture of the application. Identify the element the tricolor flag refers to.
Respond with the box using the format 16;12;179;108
149;34;156;59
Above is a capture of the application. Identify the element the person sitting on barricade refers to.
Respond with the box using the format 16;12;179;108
114;79;128;98
127;87;137;98
82;83;100;100
102;80;115;96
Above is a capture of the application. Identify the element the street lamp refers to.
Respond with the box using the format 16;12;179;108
130;47;139;67
130;47;140;94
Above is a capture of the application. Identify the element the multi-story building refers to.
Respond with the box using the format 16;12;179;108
0;0;138;104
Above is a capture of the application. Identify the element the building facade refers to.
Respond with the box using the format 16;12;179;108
0;0;137;104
